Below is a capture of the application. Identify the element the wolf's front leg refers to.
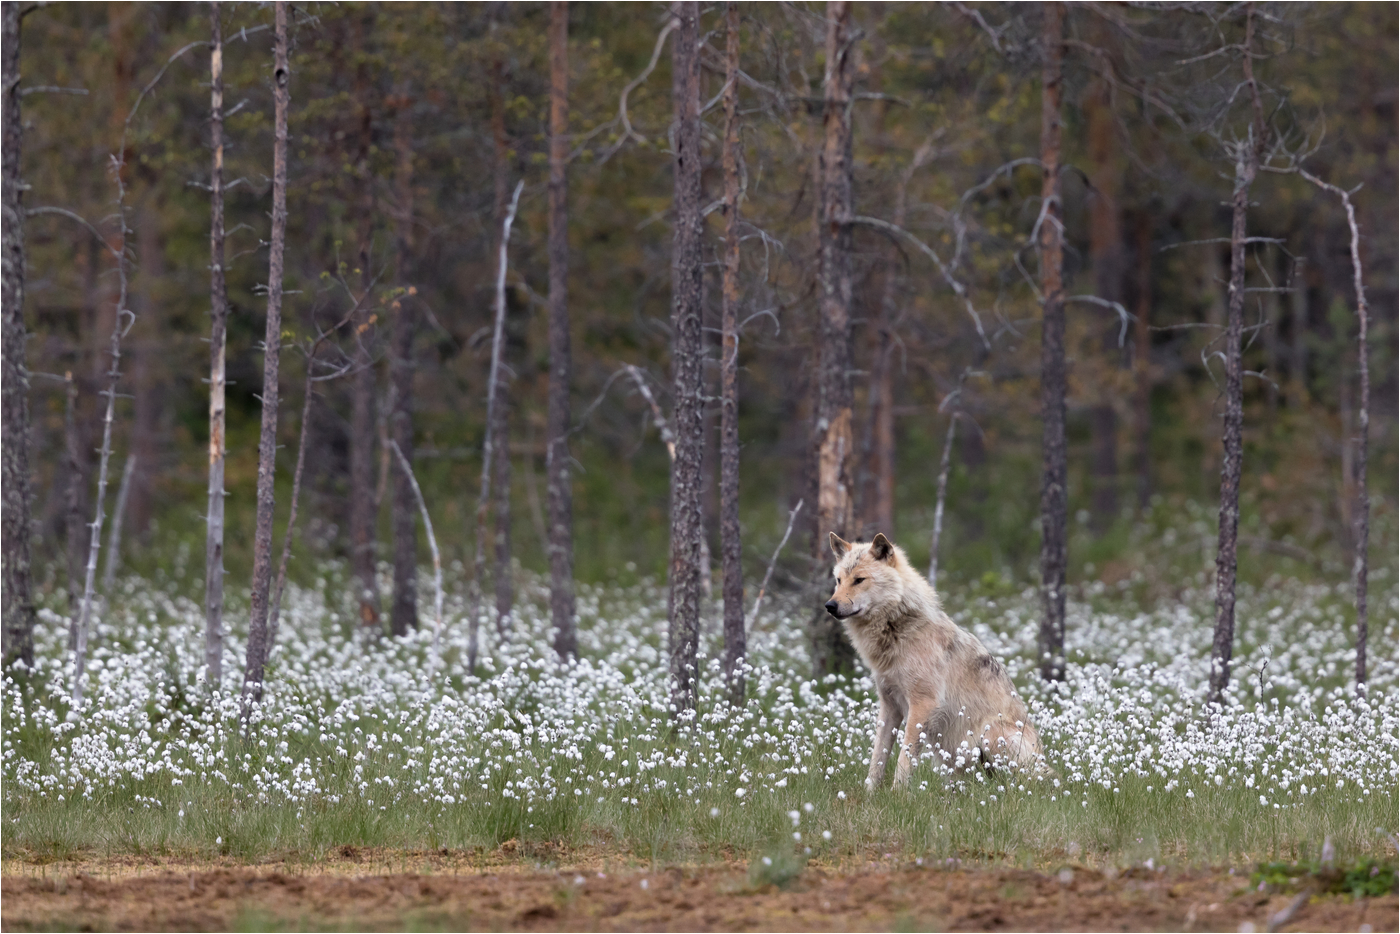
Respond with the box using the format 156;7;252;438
866;694;902;790
892;698;936;788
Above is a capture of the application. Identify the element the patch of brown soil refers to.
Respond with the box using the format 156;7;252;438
2;861;1395;932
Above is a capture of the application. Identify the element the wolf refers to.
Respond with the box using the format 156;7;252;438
825;531;1044;789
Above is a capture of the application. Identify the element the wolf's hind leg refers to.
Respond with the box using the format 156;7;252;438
867;694;903;790
892;696;937;788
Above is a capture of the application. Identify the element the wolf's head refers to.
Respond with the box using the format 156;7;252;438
825;532;906;621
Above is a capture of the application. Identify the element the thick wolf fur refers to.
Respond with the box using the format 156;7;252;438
826;532;1044;789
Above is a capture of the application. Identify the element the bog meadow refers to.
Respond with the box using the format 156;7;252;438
2;2;1396;931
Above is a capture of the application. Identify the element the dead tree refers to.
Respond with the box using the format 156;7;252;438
546;0;577;661
205;0;228;686
1037;0;1067;684
388;84;418;639
719;0;745;707
1;0;36;671
469;180;522;671
1207;8;1267;709
1132;211;1153;508
810;0;858;679
488;36;514;626
242;0;291;710
668;0;705;716
100;454;136;594
391;441;442;660
63;372;84;626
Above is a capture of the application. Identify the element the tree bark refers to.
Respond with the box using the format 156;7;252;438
810;0;858;679
1086;65;1120;534
1037;1;1067;684
349;27;381;634
100;453;136;594
1289;258;1308;406
719;0;745;707
1207;9;1265;709
389;84;418;638
488;39;514;626
242;0;290;709
668;0;705;716
1132;211;1153;509
546;1;577;661
64;372;84;628
205;0;228;688
1;0;36;671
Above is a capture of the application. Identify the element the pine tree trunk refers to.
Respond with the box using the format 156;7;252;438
242;0;290;708
1;0;36;671
719;0;745;707
810;0;858;680
1132;211;1153;509
1085;29;1120;535
489;43;514;627
546;1;576;660
1037;0;1068;684
389;85;418;639
668;0;705;716
205;0;228;687
1207;10;1264;709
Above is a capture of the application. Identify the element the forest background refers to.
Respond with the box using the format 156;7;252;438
9;1;1396;638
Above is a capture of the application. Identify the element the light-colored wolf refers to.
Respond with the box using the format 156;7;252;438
825;531;1044;789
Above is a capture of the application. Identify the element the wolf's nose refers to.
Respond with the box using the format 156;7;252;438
824;600;840;617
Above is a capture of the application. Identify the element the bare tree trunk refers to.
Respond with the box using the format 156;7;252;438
469;181;522;670
719;0;745;707
205;0;228;686
1289;258;1308;407
267;374;315;642
488;43;514;627
391;442;442;660
668;0;705;716
1037;0;1068;684
64;372;85;628
546;1;577;661
1294;169;1370;686
928;414;957;590
242;0;290;709
1132;211;1153;509
101;454;135;594
1085;28;1120;535
2;1;35;672
389;84;418;638
810;0;858;679
1207;9;1265;709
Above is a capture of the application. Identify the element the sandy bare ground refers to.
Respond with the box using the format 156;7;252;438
2;850;1395;932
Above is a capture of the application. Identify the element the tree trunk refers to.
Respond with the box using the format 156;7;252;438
546;1;576;661
1289;258;1308;406
1086;61;1119;534
719;0;745;707
488;40;514;626
1207;10;1265;709
100;453;135;594
349;42;381;635
1;0;36;671
810;0;858;680
1037;1;1068;684
242;0;290;709
389;84;418;639
668;0;705;716
1132;211;1153;509
205;0;228;688
64;373;85;628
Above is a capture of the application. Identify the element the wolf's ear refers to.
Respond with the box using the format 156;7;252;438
829;532;852;558
870;533;894;563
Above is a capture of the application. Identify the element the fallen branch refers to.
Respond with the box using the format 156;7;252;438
748;498;803;634
392;440;442;661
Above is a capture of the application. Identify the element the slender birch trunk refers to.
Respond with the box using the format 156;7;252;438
1;1;36;671
668;0;705;716
719;0;746;707
205;0;228;686
1207;8;1265;709
811;0;858;679
389;84;418;638
546;0;577;661
242;0;290;710
468;180;522;670
928;414;957;590
1037;1;1068;684
488;44;514;627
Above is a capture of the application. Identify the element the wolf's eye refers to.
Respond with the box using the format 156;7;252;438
852;577;865;585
